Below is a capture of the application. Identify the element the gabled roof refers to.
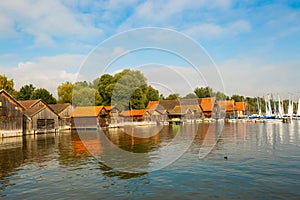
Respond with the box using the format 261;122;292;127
0;89;25;111
218;100;235;111
19;99;42;109
22;106;46;117
104;105;119;112
157;100;180;111
200;97;216;112
146;101;159;110
49;103;72;115
235;102;247;111
174;104;201;112
22;100;59;118
178;98;201;105
168;106;192;115
120;110;148;117
71;106;105;117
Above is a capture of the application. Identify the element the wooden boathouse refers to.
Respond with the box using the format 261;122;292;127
70;106;109;129
49;103;73;130
0;89;26;137
20;100;59;134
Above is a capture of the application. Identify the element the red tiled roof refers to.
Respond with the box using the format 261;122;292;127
71;106;105;117
157;100;180;111
18;99;41;109
235;102;247;111
49;103;72;114
120;110;147;117
146;101;159;110
218;100;235;111
200;97;216;112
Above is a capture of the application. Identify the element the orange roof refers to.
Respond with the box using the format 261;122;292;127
104;106;112;111
18;99;41;109
200;97;216;112
71;106;105;117
121;110;147;117
218;100;235;111
174;104;201;112
235;102;247;111
146;101;159;110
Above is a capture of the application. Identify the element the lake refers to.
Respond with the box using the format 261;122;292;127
0;121;299;199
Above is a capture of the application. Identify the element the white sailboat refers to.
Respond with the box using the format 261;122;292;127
295;97;300;120
287;99;294;118
297;97;300;116
264;95;275;119
277;95;284;119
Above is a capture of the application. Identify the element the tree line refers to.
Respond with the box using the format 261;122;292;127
0;70;296;113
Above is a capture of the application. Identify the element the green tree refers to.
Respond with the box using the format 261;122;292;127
214;91;229;100
130;88;147;109
106;69;148;110
57;82;73;103
0;75;16;95
194;86;213;98
231;94;244;102
17;84;35;100
96;74;114;105
73;82;102;106
183;93;197;99
159;94;165;100
31;88;57;104
165;93;180;100
146;85;159;102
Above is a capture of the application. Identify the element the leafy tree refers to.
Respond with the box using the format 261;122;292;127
194;86;213;98
214;91;229;100
130;88;147;109
31;88;57;104
100;69;149;110
146;85;159;102
165;93;180;100
17;84;35;100
57;82;73;103
231;94;244;102
159;94;165;100
72;82;102;106
183;93;197;99
0;75;16;95
97;74;114;105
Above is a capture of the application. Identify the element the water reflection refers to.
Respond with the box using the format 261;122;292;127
0;121;299;199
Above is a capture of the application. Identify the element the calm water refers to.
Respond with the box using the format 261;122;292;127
0;121;299;199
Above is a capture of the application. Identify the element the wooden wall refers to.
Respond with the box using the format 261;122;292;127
71;117;99;129
24;108;59;134
0;93;23;137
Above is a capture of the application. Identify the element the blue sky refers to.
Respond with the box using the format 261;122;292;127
1;0;300;99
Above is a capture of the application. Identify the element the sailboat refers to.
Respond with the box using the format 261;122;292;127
287;99;294;118
264;95;275;119
294;97;300;120
277;95;284;119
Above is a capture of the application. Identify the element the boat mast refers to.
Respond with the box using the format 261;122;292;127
297;97;300;116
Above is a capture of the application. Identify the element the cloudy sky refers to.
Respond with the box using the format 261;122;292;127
1;0;300;99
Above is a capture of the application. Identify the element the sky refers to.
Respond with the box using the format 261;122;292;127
1;0;300;99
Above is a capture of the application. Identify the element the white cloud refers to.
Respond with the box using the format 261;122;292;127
139;64;224;96
184;20;251;39
1;54;85;97
218;58;300;98
0;0;102;46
